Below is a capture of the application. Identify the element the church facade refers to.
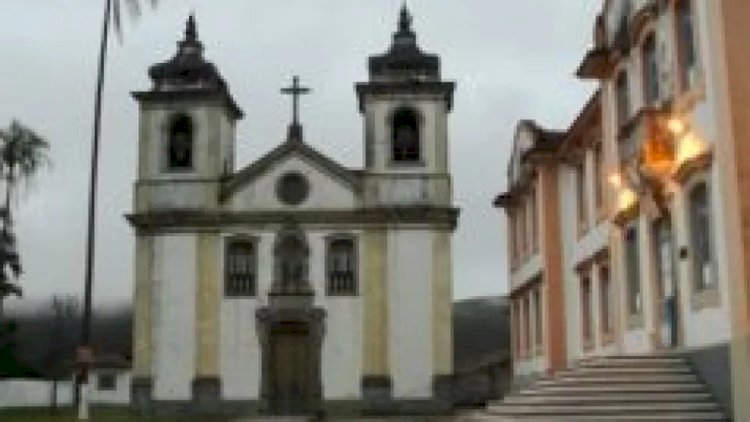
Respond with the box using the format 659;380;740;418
127;7;457;416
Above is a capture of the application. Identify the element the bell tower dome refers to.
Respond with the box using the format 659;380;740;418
356;5;455;206
132;15;243;212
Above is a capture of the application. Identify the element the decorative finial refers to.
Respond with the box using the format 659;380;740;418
185;13;197;43
398;2;412;33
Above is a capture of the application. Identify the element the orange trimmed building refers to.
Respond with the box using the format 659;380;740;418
495;1;750;419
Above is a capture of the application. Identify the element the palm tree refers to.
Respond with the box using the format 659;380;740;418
0;120;49;325
78;0;156;419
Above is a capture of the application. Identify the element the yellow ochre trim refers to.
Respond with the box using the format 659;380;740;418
195;233;220;377
133;236;153;377
432;231;453;374
362;230;390;376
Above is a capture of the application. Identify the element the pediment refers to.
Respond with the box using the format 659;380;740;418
222;141;361;211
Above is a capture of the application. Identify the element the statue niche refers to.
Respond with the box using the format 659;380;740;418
272;229;312;295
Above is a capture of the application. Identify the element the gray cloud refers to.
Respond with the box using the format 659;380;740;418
0;0;599;307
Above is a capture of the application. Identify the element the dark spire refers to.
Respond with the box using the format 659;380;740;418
178;13;202;54
185;13;197;43
366;4;440;80
398;2;412;34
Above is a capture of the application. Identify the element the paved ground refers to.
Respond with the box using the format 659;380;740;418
231;412;491;422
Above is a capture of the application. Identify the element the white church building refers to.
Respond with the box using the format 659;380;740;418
127;7;457;416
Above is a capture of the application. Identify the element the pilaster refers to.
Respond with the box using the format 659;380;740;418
432;230;453;376
362;230;391;400
195;233;220;379
133;235;154;378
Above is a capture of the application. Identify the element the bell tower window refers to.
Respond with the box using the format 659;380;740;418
167;114;193;170
392;108;420;162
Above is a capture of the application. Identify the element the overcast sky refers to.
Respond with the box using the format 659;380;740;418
0;1;599;307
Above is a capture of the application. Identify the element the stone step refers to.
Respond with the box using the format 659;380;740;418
537;374;700;385
487;402;720;415
519;383;706;395
461;413;728;422
579;358;687;367
502;391;713;405
577;363;689;371
559;366;693;375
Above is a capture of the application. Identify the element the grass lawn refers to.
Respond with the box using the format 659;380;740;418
0;408;231;422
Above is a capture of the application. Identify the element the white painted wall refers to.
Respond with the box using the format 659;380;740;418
220;297;262;399
228;155;357;211
90;370;131;405
387;229;433;398
0;380;73;408
0;373;129;408
152;234;196;400
321;297;363;399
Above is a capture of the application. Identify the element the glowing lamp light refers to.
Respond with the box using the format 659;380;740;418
616;187;638;213
667;117;687;137
675;132;708;167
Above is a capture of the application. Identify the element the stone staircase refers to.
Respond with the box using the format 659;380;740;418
464;353;730;421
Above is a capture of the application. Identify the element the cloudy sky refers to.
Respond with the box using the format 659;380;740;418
0;0;599;307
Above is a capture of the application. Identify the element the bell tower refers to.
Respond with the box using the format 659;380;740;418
132;15;243;212
356;5;455;207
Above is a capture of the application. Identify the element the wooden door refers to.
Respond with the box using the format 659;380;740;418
270;326;310;415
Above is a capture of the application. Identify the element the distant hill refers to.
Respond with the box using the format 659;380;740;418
453;296;510;373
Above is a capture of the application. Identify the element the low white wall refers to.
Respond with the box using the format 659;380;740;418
0;380;73;408
0;373;131;408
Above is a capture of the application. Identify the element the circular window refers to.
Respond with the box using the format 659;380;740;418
276;172;310;205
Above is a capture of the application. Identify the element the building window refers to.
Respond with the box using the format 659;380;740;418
625;225;642;317
392;108;420;162
523;295;531;358
675;0;698;91
593;142;604;212
576;161;588;233
519;200;528;260
689;182;714;291
326;236;358;296
530;186;539;253
513;300;521;357
616;70;631;129
533;287;542;351
509;210;518;269
641;32;659;105
167;114;193;170
225;238;257;297
97;374;116;391
599;264;612;337
581;274;593;348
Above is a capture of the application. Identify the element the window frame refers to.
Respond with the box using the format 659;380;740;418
533;286;543;354
615;69;631;130
624;224;643;323
641;31;659;106
388;106;424;167
575;160;589;235
164;113;195;172
598;263;613;340
687;181;716;294
674;0;700;93
224;235;259;298
580;270;593;350
325;234;359;296
97;373;116;391
593;141;605;215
